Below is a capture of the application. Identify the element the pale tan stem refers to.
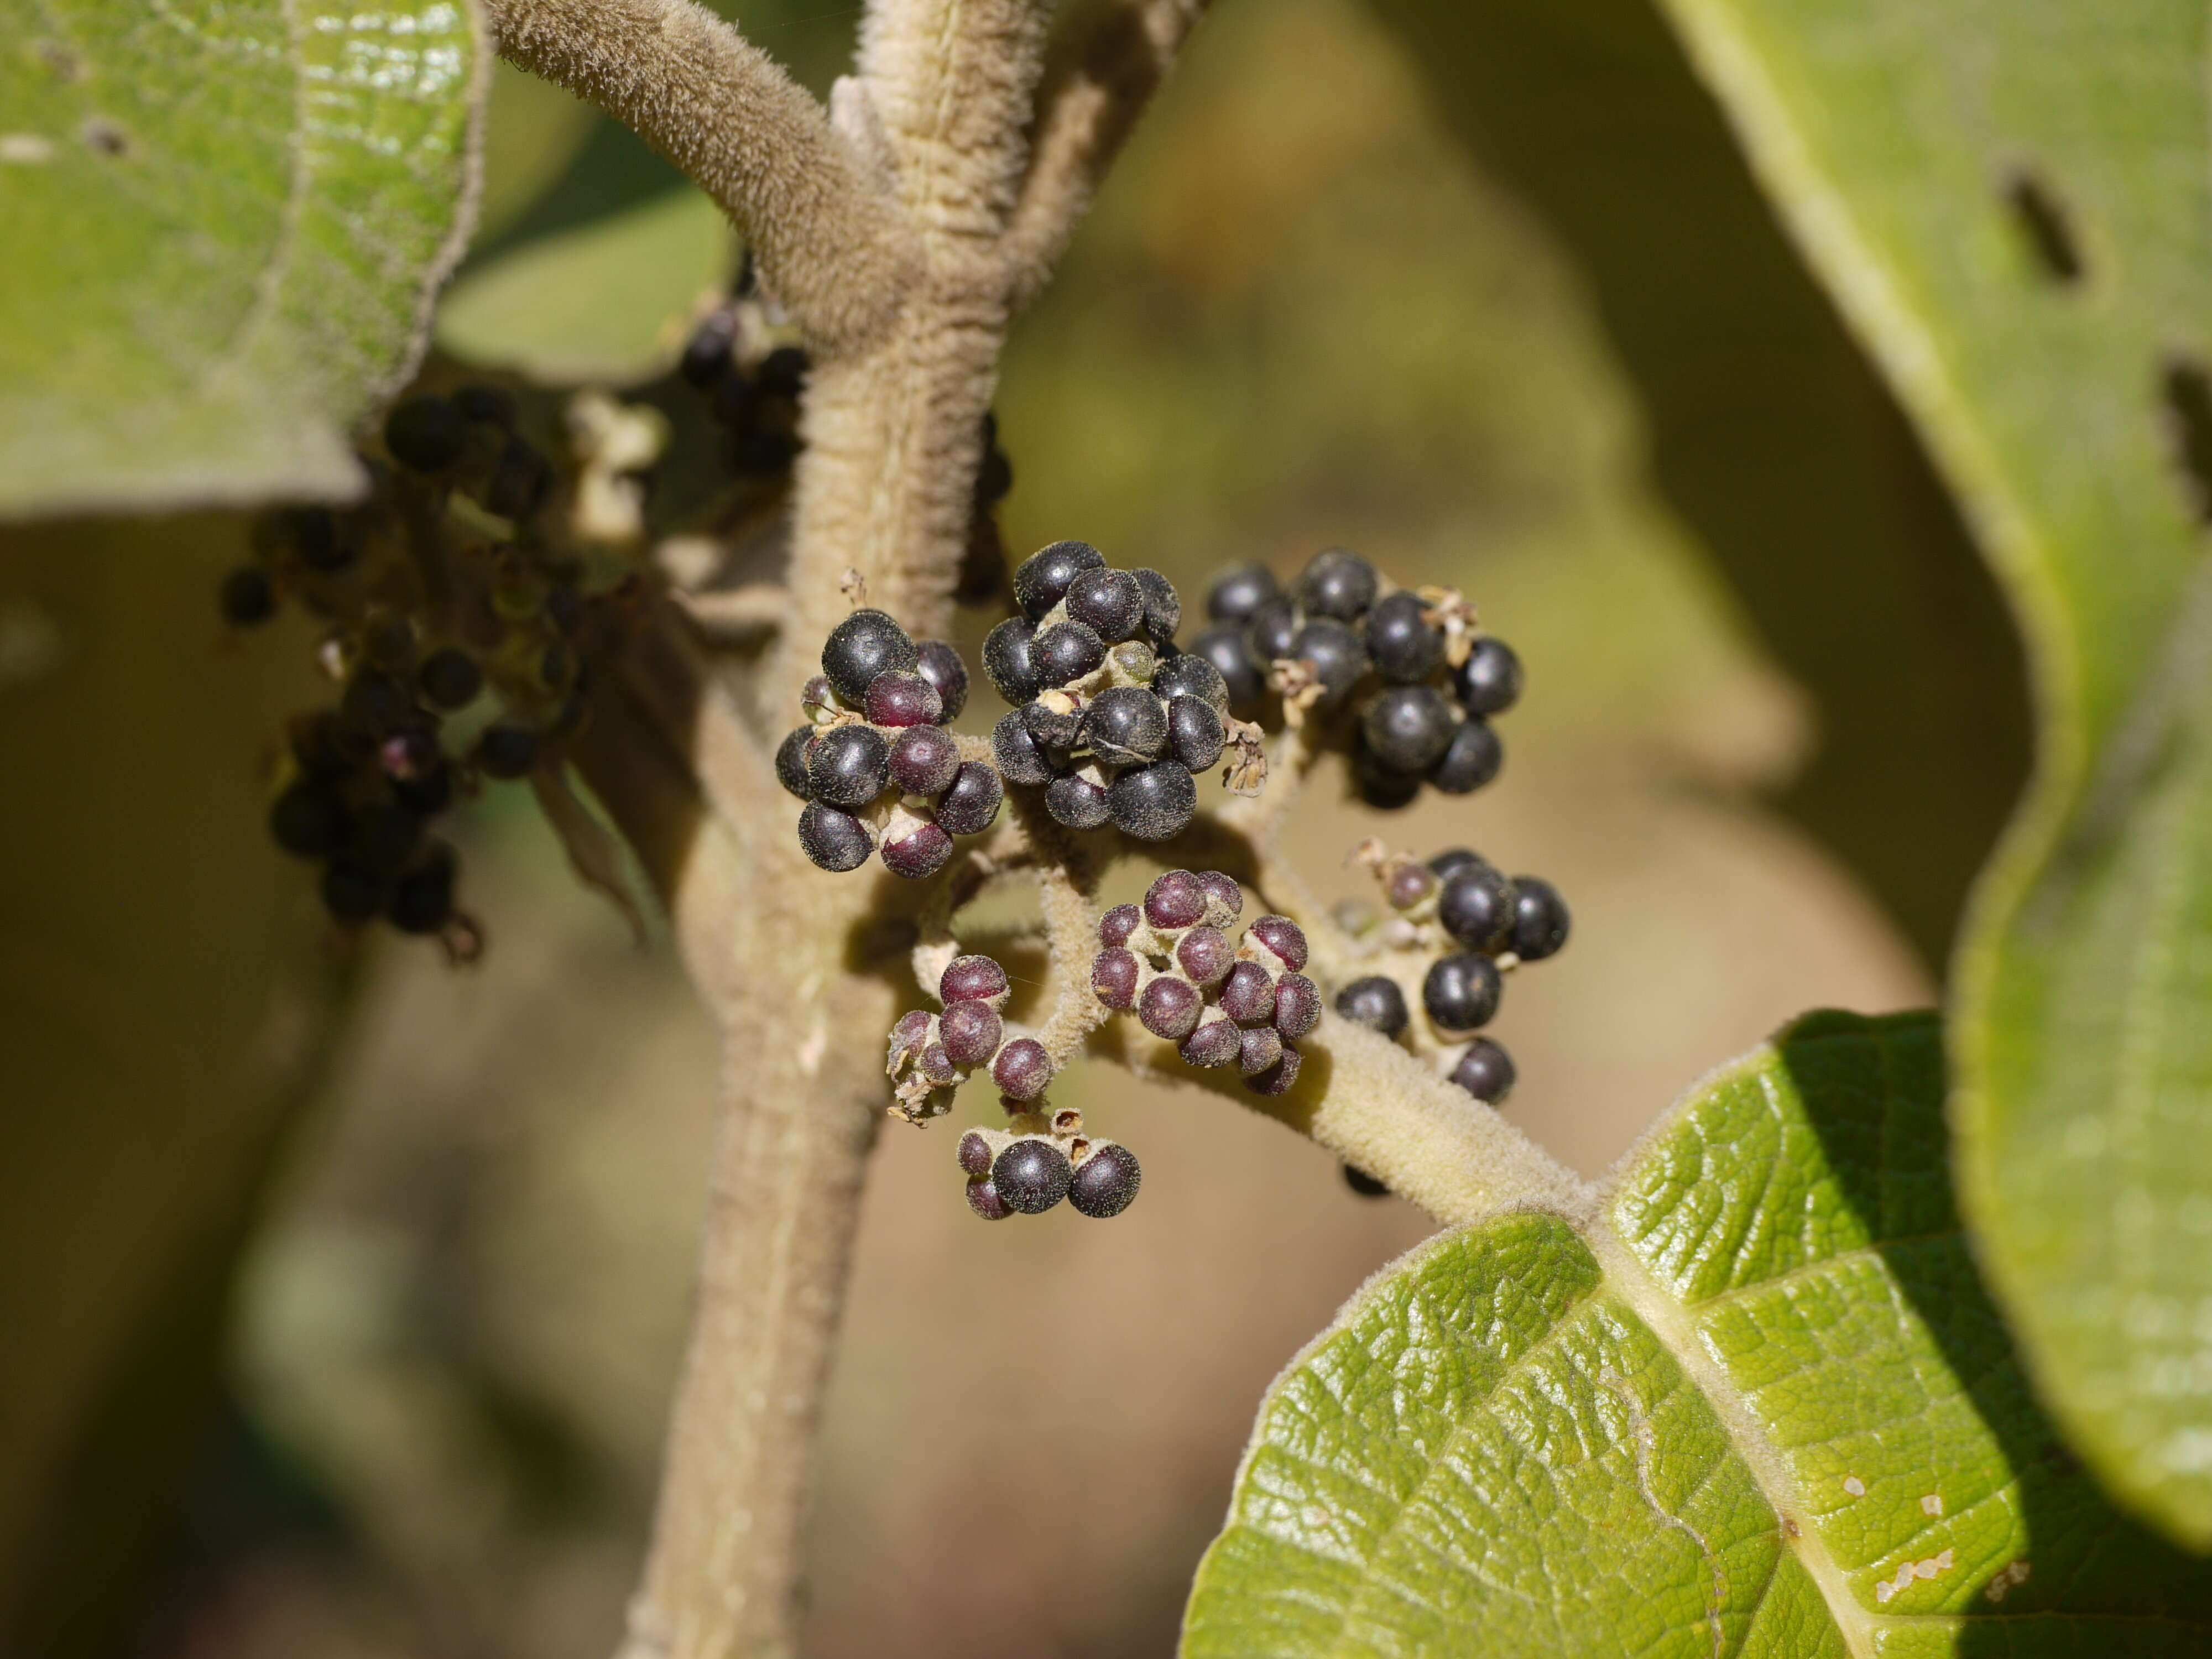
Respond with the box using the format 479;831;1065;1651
480;0;920;352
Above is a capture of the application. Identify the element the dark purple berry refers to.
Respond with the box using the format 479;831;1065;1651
1439;862;1513;948
865;671;942;728
889;725;960;795
934;762;1003;835
891;1009;933;1058
384;395;467;472
1508;878;1570;961
1106;760;1195;841
992;1039;1053;1102
1362;685;1458;773
958;1129;994;1177
1457;637;1524;716
1190;626;1266;711
821;609;919;704
1296;548;1379;620
940;999;1004;1066
1292;620;1369;709
1144;870;1208;930
1081;686;1167;765
915;639;968;721
1272;973;1321;1038
1387;863;1434;910
966;1178;1014;1221
1068;1143;1141;1218
387;844;458;933
1091;948;1140;1009
1363;591;1445;683
1335;975;1410;1038
993;710;1056;785
1013;540;1107;620
1152;653;1228;712
417;646;483;710
1423;952;1502;1032
1046;773;1111;829
1246;595;1300;661
1198;870;1243;920
992;1138;1072;1213
1176;926;1233;985
1353;742;1422;810
806;724;890;807
1428;847;1481;878
1033;620;1105;688
1138;976;1203;1040
1244;1040;1303;1097
1247;915;1307;971
881;820;953;879
942;954;1010;1004
1239;1025;1283;1076
1220;961;1276;1025
776;727;816;799
1449;1037;1517;1103
982;617;1041;705
1206;563;1279;624
1166;696;1224;773
478;723;540;780
1099;904;1141;948
1131;568;1181;643
798;802;873;871
922;1040;964;1084
1179;1016;1241;1068
269;784;345;858
680;311;737;387
1430;717;1502;794
321;858;386;924
1066;568;1145;642
220;566;276;626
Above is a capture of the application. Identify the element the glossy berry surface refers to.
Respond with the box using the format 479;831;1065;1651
806;724;890;807
1106;760;1195;841
993;711;1056;785
982;618;1040;705
1509;877;1571;961
798;802;873;871
1198;870;1243;920
1335;974;1409;1038
1438;862;1513;948
1450;1036;1517;1103
1430;716;1502;795
1046;773;1111;829
1244;1041;1302;1097
933;762;1003;836
1179;1017;1241;1068
1423;952;1503;1032
1176;925;1233;985
775;727;816;799
1291;620;1368;708
942;956;1010;1004
957;1130;994;1177
1132;568;1180;641
1361;685;1458;773
1099;904;1141;947
1457;637;1525;715
1013;540;1108;620
1207;563;1279;624
965;1179;1013;1221
914;639;969;721
1246;596;1300;662
1428;847;1481;879
1152;652;1228;712
1068;1144;1142;1218
1296;548;1380;620
881;821;953;878
993;1138;1073;1213
1082;686;1167;765
1189;626;1266;711
1219;961;1276;1026
864;672;942;728
888;725;959;795
1065;567;1144;641
1032;620;1105;687
1363;591;1445;683
821;609;919;703
1166;697;1225;773
1238;1025;1283;1076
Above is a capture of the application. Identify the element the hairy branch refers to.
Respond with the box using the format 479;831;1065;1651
481;0;920;353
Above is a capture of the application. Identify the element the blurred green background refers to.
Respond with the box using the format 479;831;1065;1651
0;0;2026;1653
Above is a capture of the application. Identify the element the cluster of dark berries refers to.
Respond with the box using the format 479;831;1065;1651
680;302;810;481
1187;549;1522;808
886;953;1052;1122
958;1117;1141;1222
1332;843;1571;1104
985;542;1241;842
781;608;1003;876
226;385;608;949
1090;869;1317;1097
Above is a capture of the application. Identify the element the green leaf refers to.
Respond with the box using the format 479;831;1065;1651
0;0;482;519
1590;0;2212;1548
1185;1013;2212;1655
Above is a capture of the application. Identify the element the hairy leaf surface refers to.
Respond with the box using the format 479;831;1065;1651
0;0;481;517
1184;1013;2212;1655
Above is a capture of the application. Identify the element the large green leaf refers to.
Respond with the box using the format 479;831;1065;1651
1590;0;2212;1548
1185;1013;2212;1655
0;0;482;518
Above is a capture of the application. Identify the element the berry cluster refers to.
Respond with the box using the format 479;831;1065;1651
225;385;604;950
1188;549;1522;808
1331;843;1571;1104
984;542;1240;841
676;257;812;483
958;1119;1141;1222
886;953;1052;1121
781;609;1004;876
1089;870;1318;1097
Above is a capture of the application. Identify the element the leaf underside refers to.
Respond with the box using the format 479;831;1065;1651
0;0;480;518
1622;0;2212;1544
1183;1013;2212;1656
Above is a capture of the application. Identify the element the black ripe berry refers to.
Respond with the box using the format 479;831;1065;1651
1106;760;1196;841
1296;548;1379;620
1449;1037;1517;1103
934;761;1003;836
1428;847;1482;879
1166;696;1225;773
1152;652;1229;713
383;395;468;472
321;859;386;924
220;566;277;626
1430;716;1503;795
1207;562;1278;624
1013;540;1108;620
269;784;345;858
1081;686;1167;766
1291;620;1369;708
1032;620;1106;688
1065;567;1145;642
1246;595;1301;662
1363;591;1446;683
889;725;960;795
1438;861;1513;948
1068;1143;1142;1218
1508;877;1571;961
806;723;890;807
1045;772;1112;830
993;1138;1073;1214
993;710;1056;785
914;639;969;721
1335;974;1409;1039
821;609;919;704
1457;637;1524;716
416;646;483;710
798;801;874;872
1188;627;1266;712
477;723;540;780
1361;685;1458;773
882;820;953;879
387;843;458;934
1131;568;1181;643
982;617;1040;705
1423;952;1502;1032
776;726;817;799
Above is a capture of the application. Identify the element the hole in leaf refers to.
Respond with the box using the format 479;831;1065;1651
2002;168;2085;285
2159;354;2212;524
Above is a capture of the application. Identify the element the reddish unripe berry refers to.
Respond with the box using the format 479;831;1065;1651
889;1009;933;1062
920;1044;961;1086
889;725;960;795
1176;925;1234;985
882;821;954;879
1387;863;1435;910
957;1129;994;1177
1144;869;1208;929
940;1000;1003;1067
865;671;942;727
1091;948;1140;1010
1198;870;1244;921
1220;960;1277;1026
1180;1016;1242;1069
1247;914;1308;971
1244;1040;1303;1097
992;1037;1053;1100
1272;973;1321;1039
1138;975;1203;1040
942;954;1010;1005
1099;903;1142;948
1239;1025;1283;1076
966;1178;1013;1220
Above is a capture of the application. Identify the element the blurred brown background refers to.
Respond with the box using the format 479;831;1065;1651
0;0;1986;1653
